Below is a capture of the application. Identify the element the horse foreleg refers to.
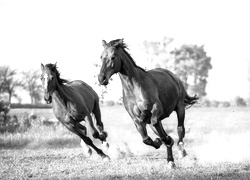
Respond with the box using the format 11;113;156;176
152;121;175;168
78;132;109;161
63;117;109;160
133;118;162;149
77;123;92;157
80;139;92;157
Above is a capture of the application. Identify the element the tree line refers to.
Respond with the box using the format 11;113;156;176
0;37;214;105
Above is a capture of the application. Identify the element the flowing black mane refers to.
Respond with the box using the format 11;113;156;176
108;39;146;72
45;63;69;84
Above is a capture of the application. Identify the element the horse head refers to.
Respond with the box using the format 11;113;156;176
98;39;123;85
40;63;58;104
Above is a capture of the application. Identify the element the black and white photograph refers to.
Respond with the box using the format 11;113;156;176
0;0;249;179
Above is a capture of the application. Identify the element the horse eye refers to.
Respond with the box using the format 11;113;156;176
111;56;115;60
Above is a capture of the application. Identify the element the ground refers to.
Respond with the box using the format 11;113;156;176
1;106;250;179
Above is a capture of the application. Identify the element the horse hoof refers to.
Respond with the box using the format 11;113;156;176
99;131;108;141
178;149;187;159
102;141;109;150
84;148;92;157
92;131;99;139
102;155;110;162
167;161;176;169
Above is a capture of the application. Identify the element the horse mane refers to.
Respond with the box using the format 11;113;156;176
108;39;146;72
45;63;69;84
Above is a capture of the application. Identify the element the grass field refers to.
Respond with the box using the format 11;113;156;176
1;106;250;179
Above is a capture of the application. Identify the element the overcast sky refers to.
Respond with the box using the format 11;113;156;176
0;0;249;102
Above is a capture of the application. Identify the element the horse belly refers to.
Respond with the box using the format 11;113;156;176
156;81;179;120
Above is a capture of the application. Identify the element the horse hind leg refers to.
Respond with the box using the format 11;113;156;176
176;104;187;159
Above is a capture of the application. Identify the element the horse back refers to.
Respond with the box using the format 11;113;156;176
66;80;99;111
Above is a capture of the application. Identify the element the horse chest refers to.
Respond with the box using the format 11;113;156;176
52;94;87;121
124;93;153;124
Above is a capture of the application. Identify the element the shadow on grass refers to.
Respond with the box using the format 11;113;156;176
0;124;20;134
0;137;80;150
0;137;31;149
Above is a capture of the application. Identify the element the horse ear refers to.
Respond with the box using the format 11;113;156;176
119;38;124;44
102;40;107;48
54;62;57;68
41;63;45;71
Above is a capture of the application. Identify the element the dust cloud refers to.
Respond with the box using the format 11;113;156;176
194;131;250;164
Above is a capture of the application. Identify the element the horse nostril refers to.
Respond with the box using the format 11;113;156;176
98;74;106;84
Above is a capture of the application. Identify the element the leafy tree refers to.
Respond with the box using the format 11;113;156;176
143;37;174;70
22;70;43;104
0;66;23;105
143;38;212;98
170;44;212;97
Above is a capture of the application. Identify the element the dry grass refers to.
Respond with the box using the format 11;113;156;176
1;106;250;179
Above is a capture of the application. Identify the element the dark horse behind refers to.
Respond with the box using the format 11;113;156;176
98;39;198;168
41;63;109;160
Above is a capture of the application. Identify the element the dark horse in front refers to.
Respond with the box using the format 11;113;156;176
41;63;109;160
98;39;198;168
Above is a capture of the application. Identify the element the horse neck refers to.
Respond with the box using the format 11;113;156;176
51;79;69;110
118;50;146;89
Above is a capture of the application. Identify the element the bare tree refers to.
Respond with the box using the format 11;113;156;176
22;70;43;104
0;66;23;105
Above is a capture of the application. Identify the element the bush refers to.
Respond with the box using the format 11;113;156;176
218;101;231;108
200;98;211;107
10;103;52;109
246;98;250;106
233;96;247;107
0;112;35;133
210;100;220;107
0;101;10;126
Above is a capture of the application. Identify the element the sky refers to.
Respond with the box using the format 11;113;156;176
0;0;249;103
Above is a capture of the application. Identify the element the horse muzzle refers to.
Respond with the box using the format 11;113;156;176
44;93;52;104
98;74;109;86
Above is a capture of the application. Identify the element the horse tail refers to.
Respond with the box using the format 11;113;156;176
184;94;199;109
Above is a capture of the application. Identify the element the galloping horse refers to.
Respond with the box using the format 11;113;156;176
98;39;198;168
41;63;109;160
